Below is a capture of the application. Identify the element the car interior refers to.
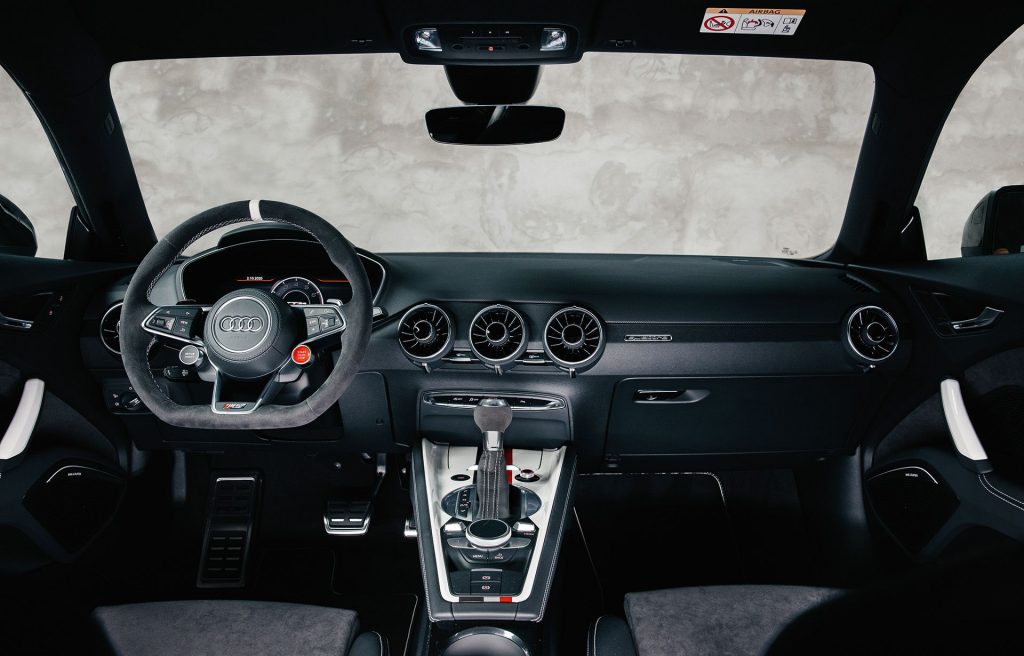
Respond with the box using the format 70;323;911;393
3;2;1024;655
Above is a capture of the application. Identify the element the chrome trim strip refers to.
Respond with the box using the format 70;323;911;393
867;465;939;485
445;627;530;656
422;391;565;411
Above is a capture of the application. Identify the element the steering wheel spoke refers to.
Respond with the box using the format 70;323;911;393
141;304;207;347
210;369;286;415
296;303;347;345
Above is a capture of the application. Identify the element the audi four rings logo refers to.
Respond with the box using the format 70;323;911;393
219;316;264;332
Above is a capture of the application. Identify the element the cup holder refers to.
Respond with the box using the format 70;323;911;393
442;627;530;656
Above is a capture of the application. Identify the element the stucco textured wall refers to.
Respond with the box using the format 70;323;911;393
108;53;872;258
2;36;1020;260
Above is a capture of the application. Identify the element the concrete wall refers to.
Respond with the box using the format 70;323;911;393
2;35;1020;260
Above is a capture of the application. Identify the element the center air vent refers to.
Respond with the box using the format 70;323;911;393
543;306;604;371
398;303;453;365
470;304;528;369
100;303;123;355
846;305;899;363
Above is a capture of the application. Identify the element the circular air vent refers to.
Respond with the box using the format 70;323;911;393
398;303;453;363
100;302;123;355
543;306;604;370
469;304;528;366
846;305;899;362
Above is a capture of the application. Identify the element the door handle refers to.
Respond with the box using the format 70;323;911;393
940;378;992;474
633;389;710;404
0;378;44;472
951;306;1003;332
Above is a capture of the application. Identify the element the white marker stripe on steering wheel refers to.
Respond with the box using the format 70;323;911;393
249;199;263;221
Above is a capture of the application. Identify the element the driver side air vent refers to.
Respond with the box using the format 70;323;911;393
470;304;528;370
100;303;123;355
846;305;899;363
543;306;604;371
398;303;453;365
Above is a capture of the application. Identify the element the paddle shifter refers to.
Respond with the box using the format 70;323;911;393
466;398;513;548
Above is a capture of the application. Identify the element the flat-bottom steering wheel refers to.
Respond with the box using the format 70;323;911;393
120;200;372;430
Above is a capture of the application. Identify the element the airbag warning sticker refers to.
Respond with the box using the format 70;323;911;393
700;8;805;35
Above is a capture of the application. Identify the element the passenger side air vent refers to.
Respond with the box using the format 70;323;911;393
470;304;528;371
100;303;122;355
845;305;899;363
543;306;604;372
398;303;453;368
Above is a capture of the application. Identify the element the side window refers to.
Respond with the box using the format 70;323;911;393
917;26;1024;259
0;67;76;258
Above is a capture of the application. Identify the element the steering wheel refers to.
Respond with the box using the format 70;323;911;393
120;200;372;430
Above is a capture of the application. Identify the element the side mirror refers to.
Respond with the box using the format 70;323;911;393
0;195;37;256
962;185;1024;257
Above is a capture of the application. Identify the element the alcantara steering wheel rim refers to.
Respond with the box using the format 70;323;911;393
120;199;372;430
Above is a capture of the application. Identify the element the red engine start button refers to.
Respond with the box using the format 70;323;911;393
291;345;312;365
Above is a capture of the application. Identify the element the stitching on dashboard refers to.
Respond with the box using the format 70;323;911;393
979;474;1024;512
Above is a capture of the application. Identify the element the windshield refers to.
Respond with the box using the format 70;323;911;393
110;53;873;257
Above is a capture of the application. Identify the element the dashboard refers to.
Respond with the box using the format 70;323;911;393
83;224;913;466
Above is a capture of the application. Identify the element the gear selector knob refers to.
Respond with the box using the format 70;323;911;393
474;398;513;450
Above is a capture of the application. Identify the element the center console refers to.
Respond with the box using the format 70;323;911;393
410;394;577;630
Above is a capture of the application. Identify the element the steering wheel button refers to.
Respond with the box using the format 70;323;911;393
305;317;321;336
291;344;313;365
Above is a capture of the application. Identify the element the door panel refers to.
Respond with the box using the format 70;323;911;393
855;256;1024;560
0;254;135;572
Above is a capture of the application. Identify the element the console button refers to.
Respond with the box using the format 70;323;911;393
446;537;470;549
471;570;502;583
489;549;513;562
472;582;500;595
465;549;491;562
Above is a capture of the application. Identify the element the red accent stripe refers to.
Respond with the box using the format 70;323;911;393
505;447;514;483
500;596;513;603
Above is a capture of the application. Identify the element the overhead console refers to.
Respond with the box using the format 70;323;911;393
401;24;582;64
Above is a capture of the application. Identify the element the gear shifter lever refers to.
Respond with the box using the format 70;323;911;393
472;398;513;524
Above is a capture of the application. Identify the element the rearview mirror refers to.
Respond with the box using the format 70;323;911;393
0;194;37;256
962;185;1024;257
425;105;565;145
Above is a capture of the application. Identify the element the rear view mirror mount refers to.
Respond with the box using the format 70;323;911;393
425;105;565;146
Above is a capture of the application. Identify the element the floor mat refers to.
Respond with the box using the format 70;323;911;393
574;471;737;612
254;547;419;656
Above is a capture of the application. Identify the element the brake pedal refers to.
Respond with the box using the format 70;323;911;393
323;455;385;536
